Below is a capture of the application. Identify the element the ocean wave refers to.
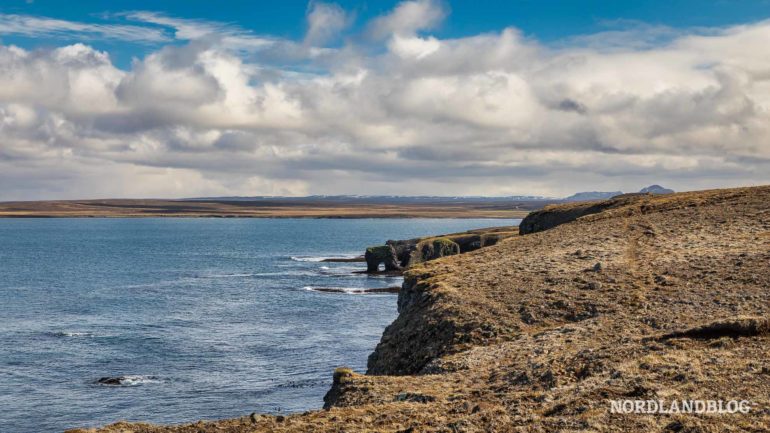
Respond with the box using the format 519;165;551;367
317;266;365;275
290;254;360;262
120;279;195;290
302;286;398;295
253;270;318;277
198;273;256;278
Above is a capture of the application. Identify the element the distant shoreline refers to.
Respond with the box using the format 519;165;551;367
0;213;528;220
0;198;547;219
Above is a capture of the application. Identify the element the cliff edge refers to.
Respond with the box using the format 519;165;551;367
69;186;770;432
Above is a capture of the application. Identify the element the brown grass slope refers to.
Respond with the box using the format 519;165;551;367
69;186;770;433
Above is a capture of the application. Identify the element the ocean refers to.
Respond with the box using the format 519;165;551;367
0;218;519;433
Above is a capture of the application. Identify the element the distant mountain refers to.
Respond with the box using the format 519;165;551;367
639;185;674;194
563;191;623;202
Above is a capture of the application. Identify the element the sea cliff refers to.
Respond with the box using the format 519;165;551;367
69;185;770;432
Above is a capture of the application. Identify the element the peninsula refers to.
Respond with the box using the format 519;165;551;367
69;185;770;432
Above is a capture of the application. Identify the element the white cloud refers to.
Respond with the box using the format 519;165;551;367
304;2;349;46
0;13;169;43
0;3;769;200
123;11;276;51
368;0;447;39
388;35;441;59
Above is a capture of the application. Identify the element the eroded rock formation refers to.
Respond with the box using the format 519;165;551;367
364;245;401;272
365;226;517;273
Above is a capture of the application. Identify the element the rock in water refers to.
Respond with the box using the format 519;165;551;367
365;245;401;273
96;377;124;385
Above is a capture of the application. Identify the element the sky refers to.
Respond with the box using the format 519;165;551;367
1;0;769;199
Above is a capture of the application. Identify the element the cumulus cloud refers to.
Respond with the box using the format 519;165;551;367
304;2;349;46
368;0;447;39
0;3;769;200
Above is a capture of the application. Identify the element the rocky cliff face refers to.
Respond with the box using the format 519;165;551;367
69;185;770;433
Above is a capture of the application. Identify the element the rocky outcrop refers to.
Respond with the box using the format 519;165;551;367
320;256;365;263
365;226;517;273
308;286;400;294
96;377;125;386
364;245;401;272
367;274;464;375
407;237;460;266
322;367;354;409
519;192;650;235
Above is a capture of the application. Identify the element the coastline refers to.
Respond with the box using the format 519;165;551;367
67;185;770;432
0;198;545;219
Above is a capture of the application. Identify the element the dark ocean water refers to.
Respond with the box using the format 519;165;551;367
0;218;519;433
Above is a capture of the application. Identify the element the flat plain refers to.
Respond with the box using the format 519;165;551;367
0;198;543;219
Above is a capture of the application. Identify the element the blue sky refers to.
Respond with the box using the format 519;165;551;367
0;1;769;199
4;0;770;68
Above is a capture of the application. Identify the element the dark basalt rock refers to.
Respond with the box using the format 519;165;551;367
365;245;402;273
96;377;124;385
408;237;460;266
323;367;354;409
310;286;400;294
321;256;365;263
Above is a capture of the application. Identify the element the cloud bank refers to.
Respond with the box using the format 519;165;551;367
1;0;769;199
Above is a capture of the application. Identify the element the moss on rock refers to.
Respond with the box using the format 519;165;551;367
410;237;460;266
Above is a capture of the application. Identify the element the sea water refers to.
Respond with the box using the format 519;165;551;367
0;218;519;432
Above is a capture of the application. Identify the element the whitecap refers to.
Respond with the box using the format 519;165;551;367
252;270;317;277
290;255;359;262
198;273;255;279
302;286;398;295
119;375;163;386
